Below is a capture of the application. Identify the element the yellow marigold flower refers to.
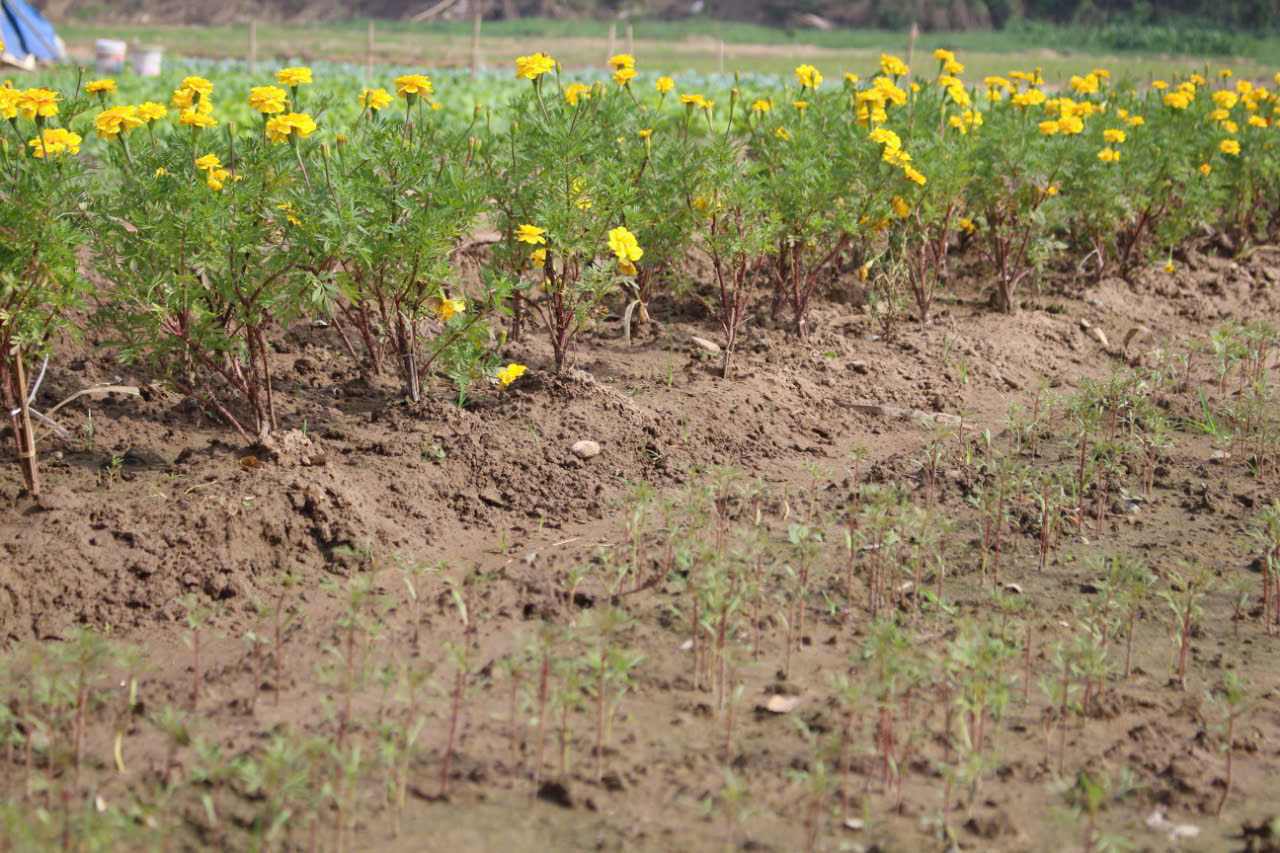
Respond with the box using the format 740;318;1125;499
1212;90;1239;109
945;84;970;107
774;126;791;141
564;83;592;105
933;48;955;63
1103;128;1126;144
1125;114;1145;127
435;297;466;321
194;153;222;171
1045;184;1059;197
94;105;144;138
86;78;116;95
1092;67;1111;79
984;75;1012;92
750;98;772;113
360;87;392;111
136;101;167;122
1199;162;1212;176
1163;90;1192;109
1057;115;1084;134
1236;80;1254;96
27;127;80;158
1012;88;1046;108
613;66;637;87
879;53;909;78
1208;108;1230;122
872;75;907;106
792;99;808;111
154;166;168;177
514;53;556;80
1097;147;1120;163
1219;68;1233;78
1248;114;1269;128
607;226;643;263
496;363;527;388
1189;73;1206;86
249;85;288;115
18;87;58;119
882;146;912;167
206;167;230;192
637;127;652;139
276;202;302;226
1038;119;1059;136
1152;80;1169;90
395;74;433;98
1070;74;1099;95
844;72;860;84
0;87;20;120
571;177;592;211
180;76;214;97
903;165;927;185
958;217;976;234
1219;138;1241;156
265;112;317;144
276;67;312;88
516;224;546;245
794;64;823;90
1222;119;1238;134
608;53;635;71
531;248;547;264
891;196;910;219
655;75;675;94
1164;260;1175;273
680;93;708;109
180;109;217;129
943;58;964;75
869;127;901;149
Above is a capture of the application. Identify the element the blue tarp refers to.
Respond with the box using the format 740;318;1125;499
1;0;63;63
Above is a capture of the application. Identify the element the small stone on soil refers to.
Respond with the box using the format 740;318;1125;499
689;335;721;355
571;440;602;459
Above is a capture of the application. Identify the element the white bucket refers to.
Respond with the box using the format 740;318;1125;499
134;45;163;77
95;39;127;74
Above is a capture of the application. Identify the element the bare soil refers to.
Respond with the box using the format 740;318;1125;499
3;242;1280;852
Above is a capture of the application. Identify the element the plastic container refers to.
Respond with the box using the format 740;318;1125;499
94;38;127;74
134;45;163;77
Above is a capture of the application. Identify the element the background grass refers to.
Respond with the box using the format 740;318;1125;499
54;17;1280;84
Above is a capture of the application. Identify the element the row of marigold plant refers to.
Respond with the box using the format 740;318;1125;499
2;50;1280;491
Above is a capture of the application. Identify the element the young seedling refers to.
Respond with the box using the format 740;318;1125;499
1160;565;1209;689
1208;671;1251;816
178;594;213;711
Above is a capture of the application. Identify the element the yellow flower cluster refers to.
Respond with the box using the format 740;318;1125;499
794;64;823;90
94;105;146;138
515;52;556;81
609;54;636;87
27;127;80;158
496;363;527;388
265;112;317;144
394;74;433;99
360;87;393;111
172;76;216;129
195;152;231;191
607;226;643;275
249;85;288;115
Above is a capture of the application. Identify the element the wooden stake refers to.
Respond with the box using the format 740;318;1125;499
907;21;919;70
607;23;616;64
248;20;258;73
6;349;40;496
470;0;482;74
